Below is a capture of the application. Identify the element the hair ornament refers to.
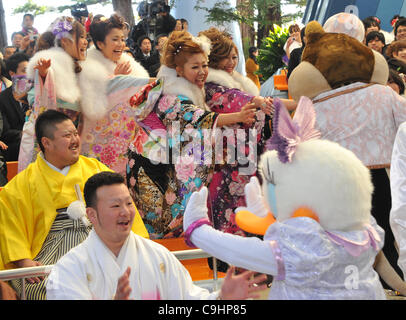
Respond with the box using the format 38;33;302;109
174;44;182;55
192;35;211;56
266;96;321;163
52;17;73;40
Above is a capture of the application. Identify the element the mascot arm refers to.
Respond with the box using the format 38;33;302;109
390;123;406;277
183;187;278;275
191;224;278;276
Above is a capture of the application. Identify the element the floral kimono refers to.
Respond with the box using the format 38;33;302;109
78;47;150;175
204;68;269;235
19;47;82;172
127;66;219;239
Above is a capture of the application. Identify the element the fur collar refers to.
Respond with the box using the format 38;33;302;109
157;65;209;110
27;47;81;104
206;68;259;96
78;46;150;120
83;46;149;78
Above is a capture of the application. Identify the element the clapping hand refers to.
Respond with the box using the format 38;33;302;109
219;266;268;300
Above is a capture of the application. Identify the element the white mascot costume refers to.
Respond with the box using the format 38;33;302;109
183;97;387;299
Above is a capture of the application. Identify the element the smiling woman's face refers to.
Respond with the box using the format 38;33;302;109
217;47;238;74
97;28;126;62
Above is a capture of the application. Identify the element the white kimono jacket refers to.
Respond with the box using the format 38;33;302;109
390;121;406;279
46;230;218;300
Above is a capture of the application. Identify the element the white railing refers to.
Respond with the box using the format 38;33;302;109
0;249;219;300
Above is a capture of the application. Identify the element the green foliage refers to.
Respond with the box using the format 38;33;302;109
12;0;113;16
257;24;288;81
12;0;51;16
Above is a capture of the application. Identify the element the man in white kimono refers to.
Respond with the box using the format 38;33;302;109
46;171;267;300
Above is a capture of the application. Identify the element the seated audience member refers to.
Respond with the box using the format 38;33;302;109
134;35;160;77
363;16;394;45
155;33;168;57
363;16;380;37
174;19;183;31
181;18;189;31
46;171;268;300
3;46;17;61
395;18;406;41
366;31;386;55
0;110;148;300
11;32;24;50
388;69;405;95
284;24;302;60
0;52;30;161
287;26;306;79
386;40;406;64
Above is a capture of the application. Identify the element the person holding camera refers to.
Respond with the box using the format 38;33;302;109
130;0;176;45
20;14;39;38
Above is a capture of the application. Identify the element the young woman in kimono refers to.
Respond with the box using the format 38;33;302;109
19;16;88;171
78;14;151;175
197;28;277;243
126;31;258;239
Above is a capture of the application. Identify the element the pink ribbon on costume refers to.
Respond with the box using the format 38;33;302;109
325;225;381;257
266;96;321;163
184;218;211;248
269;240;286;281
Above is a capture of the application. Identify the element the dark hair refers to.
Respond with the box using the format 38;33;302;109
248;46;258;64
35;31;55;52
388;68;405;95
84;171;125;208
387;57;406;74
90;14;125;50
181;18;188;28
35;110;71;153
365;31;385;45
137;34;151;47
11;31;25;40
0;58;8;80
395;18;406;36
363;17;380;31
23;13;34;21
288;24;300;34
5;52;29;74
155;33;168;45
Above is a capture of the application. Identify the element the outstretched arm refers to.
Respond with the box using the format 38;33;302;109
183;187;278;276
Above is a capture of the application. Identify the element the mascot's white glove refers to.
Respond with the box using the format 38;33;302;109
235;176;269;218
183;186;210;233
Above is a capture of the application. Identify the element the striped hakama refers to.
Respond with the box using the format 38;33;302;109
10;213;91;300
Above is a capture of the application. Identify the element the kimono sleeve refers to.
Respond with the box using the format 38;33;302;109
0;171;34;269
46;251;94;300
390;122;406;277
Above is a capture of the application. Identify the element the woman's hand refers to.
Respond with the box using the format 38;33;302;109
238;102;257;125
252;96;273;115
114;61;132;75
34;58;51;79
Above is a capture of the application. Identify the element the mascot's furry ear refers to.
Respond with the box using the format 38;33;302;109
304;20;325;45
